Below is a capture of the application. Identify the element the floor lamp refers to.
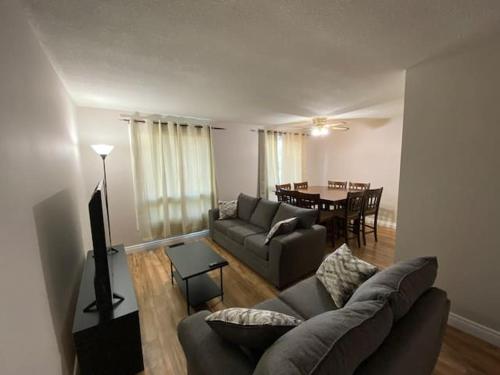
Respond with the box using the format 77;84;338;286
91;144;118;254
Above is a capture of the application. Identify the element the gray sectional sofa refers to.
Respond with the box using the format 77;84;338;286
209;193;327;289
178;257;450;375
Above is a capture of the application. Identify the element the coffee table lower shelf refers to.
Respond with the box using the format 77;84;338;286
172;270;223;314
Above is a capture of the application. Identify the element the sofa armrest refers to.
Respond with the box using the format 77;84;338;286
268;224;327;289
178;311;254;375
208;208;220;239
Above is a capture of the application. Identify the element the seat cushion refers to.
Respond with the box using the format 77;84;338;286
226;223;265;244
249;199;280;230
237;193;260;221
347;257;438;321
213;218;246;235
254;300;393;375
271;203;317;229
279;276;338;319
253;298;304;320
244;233;270;261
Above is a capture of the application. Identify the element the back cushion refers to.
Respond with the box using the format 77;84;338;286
271;203;317;229
346;257;438;321
254;300;393;375
237;193;260;221
250;199;280;230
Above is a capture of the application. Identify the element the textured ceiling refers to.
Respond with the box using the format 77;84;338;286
22;0;500;124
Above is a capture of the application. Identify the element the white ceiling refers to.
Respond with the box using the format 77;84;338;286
22;0;500;125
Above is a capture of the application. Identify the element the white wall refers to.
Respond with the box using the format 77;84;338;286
211;123;259;200
397;34;500;337
0;2;85;374
76;107;259;247
304;116;403;226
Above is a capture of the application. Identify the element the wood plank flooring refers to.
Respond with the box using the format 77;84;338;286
128;227;500;375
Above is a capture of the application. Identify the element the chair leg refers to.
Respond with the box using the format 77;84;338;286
356;219;361;248
374;215;378;242
362;216;367;246
344;219;349;246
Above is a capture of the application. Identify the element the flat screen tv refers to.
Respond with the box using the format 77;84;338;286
85;180;123;318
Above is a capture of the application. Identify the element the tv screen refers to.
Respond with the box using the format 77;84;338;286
88;180;113;316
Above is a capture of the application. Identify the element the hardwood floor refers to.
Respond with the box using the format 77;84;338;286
128;227;500;375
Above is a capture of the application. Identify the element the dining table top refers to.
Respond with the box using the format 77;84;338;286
294;185;350;203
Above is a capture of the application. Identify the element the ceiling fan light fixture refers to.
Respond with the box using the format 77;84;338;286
311;126;329;137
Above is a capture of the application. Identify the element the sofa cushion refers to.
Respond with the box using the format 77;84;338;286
271;203;317;229
253;298;305;320
213;218;246;235
249;199;280;230
346;257;438;321
237;193;260;221
254;300;393;375
279;276;338;319
226;223;265;244
205;308;302;350
316;244;378;307
244;234;270;261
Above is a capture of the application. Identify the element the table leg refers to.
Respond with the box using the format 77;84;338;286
220;267;224;301
185;279;190;315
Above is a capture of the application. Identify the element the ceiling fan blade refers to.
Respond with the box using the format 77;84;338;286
330;125;349;131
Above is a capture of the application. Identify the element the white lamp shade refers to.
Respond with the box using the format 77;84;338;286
91;144;114;156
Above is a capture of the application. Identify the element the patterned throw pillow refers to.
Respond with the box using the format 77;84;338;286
205;308;302;349
316;244;378;307
218;200;237;220
264;217;298;245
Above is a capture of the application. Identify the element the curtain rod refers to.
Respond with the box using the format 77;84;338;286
250;129;309;136
120;118;226;130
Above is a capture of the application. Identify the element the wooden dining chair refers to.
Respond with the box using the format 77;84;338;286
275;183;292;191
332;191;365;247
349;182;371;191
361;187;383;245
293;181;308;190
294;191;336;245
328;180;347;189
281;190;297;205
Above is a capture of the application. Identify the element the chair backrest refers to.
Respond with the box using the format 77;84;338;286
275;183;291;191
363;187;383;216
328;180;347;189
349;182;371;191
294;191;320;209
281;190;297;205
293;181;308;190
346;191;365;217
275;190;286;202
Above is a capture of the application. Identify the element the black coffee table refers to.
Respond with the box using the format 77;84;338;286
166;242;228;315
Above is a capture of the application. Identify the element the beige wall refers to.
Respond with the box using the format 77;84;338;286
76;107;259;248
0;2;85;374
304;116;403;226
397;35;500;333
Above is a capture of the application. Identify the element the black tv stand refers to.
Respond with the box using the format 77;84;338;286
73;244;144;375
82;292;125;313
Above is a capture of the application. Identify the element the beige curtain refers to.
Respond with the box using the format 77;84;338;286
259;131;303;199
129;120;217;241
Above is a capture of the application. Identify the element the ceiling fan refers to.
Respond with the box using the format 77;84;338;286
284;116;349;136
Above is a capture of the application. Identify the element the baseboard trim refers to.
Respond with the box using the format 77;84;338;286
364;217;397;229
448;312;500;347
125;230;209;253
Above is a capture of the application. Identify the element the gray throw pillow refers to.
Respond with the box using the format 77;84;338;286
205;308;302;350
346;256;438;321
218;200;237;219
254;300;393;375
271;203;317;229
265;217;298;245
316;244;378;307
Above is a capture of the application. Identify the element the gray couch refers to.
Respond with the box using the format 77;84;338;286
209;193;327;289
178;257;450;375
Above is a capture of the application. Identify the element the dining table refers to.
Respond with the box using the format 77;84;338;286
294;185;350;204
